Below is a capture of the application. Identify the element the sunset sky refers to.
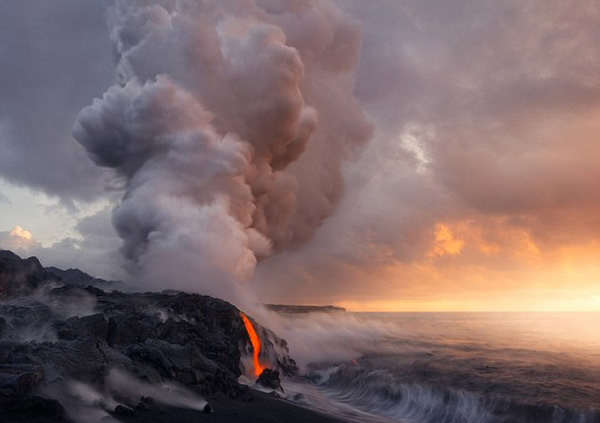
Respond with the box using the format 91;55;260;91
1;0;599;311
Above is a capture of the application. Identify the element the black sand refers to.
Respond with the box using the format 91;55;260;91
114;391;345;423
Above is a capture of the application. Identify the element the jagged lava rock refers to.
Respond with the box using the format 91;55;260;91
0;251;58;297
0;249;298;418
46;266;121;290
256;368;283;391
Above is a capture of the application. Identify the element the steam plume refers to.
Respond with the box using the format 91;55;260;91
74;0;371;296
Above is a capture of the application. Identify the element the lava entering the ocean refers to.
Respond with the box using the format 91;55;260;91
240;312;265;377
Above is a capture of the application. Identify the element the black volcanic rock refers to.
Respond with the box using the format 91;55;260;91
0;364;44;396
114;404;135;416
45;266;94;285
0;288;256;394
55;313;109;341
0;250;58;297
0;395;67;423
256;368;282;391
0;250;298;420
45;266;121;290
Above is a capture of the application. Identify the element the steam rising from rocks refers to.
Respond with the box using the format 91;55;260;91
74;0;371;296
44;369;209;423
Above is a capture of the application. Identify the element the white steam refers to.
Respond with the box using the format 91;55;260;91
0;288;98;343
255;309;406;371
43;368;208;423
105;368;209;411
74;0;371;298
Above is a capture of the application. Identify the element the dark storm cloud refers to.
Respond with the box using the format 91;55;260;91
0;0;114;202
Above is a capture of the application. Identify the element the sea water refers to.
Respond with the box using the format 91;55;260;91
284;312;600;423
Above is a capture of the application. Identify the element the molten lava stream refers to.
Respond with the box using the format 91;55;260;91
240;312;265;377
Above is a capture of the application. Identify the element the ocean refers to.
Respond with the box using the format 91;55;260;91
279;312;600;423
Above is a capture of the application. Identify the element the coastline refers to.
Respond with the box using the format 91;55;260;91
0;250;345;423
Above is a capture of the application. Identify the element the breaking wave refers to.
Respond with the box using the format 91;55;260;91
309;363;600;423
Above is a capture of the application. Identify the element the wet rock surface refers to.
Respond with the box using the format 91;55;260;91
256;368;283;392
0;250;298;422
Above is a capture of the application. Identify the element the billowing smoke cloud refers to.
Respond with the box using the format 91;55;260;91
74;0;371;297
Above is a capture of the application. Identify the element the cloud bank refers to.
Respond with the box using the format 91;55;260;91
254;0;600;309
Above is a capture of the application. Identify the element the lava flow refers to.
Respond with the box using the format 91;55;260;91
240;312;265;377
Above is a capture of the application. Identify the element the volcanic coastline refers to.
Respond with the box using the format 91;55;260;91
0;250;343;423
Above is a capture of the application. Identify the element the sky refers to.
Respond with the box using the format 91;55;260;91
1;0;599;311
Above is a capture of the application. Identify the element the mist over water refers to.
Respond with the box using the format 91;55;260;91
282;312;600;423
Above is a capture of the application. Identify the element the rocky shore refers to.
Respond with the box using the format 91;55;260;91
265;304;346;314
0;250;342;423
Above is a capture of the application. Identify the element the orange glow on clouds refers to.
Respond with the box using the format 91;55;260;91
9;226;32;240
3;225;36;250
338;289;600;312
430;223;464;257
429;219;541;261
331;220;600;312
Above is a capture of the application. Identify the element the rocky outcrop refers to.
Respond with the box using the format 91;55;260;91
0;249;120;298
256;368;283;392
0;250;298;422
0;251;58;297
45;266;121;290
0;286;294;394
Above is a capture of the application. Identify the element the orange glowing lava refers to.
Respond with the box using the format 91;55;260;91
240;312;265;377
